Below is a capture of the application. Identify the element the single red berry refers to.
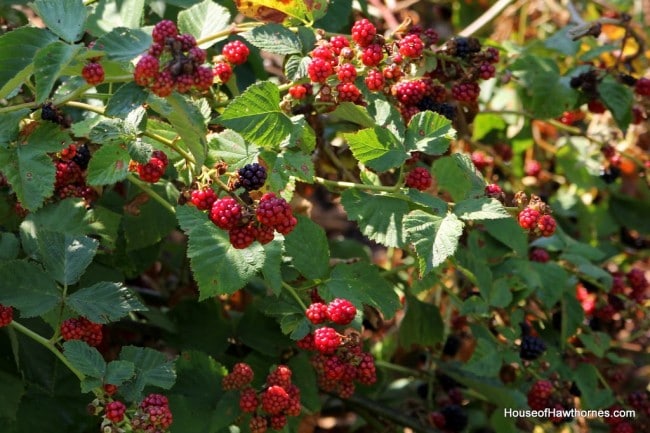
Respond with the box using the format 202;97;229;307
529;248;550;263
188;46;206;64
485;47;500;63
60;143;77;160
213;62;233;83
527;380;553;410
312;45;337;66
356;352;377;385
209;197;242;230
152;20;178;44
313;327;341;354
405;167;433;191
430;411;446;429
249;416;268;433
307;57;334;83
477;62;496;80
485;183;502;197
627;268;648;290
537;214;556;237
266;365;292;388
383;63;403;81
327;298;357;325
261;385;290;415
193;66;214;91
150;70;175;97
255;223;275;245
351;19;376;47
256;192;297;235
222;40;250;65
518;207;541;230
134;55;160;87
306;302;329;324
105;401;127;423
392;80;427;105
55;160;83;188
336;82;362;103
190;187;217;211
289;84;308;99
336;63;357;83
337;381;355;398
323;356;346;380
451;81;480;102
82;62;105;86
140;393;172;429
365;68;385;91
588;99;606;114
103;384;118;396
400;105;420;123
61;317;103;347
360;43;383;67
524;160;542;177
148;42;164;57
270;414;288;430
0;304;13;327
231;362;254;387
296;333;315;351
329;35;350;55
136;150;168;183
229;224;256;249
175;74;195;94
239;387;259;413
398;34;424;58
176;33;197;51
471;151;493;170
635;77;650;96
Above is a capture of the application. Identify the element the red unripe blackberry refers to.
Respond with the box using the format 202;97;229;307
307;57;334;83
312;45;337;66
229;224;256;249
351;19;376;47
477;62;496;80
104;401;127;423
588;99;606;114
471;150;493;170
524;159;542;177
255;224;275;245
148;42;164;57
398;34;424;58
405;167;433;191
249;415;268;433
0;304;13;327
176;74;194;93
627;268;648;290
383;63;403;81
256;192;297;235
213;62;233;83
140;393;172;428
485;47;500;63
527;380;553;410
336;63;357;83
136;150;168;183
360;43;383;67
239;387;259;413
365;69;384;91
537;214;556;237
329;35;350;55
261;385;290;415
451;81;480;102
336;82;362;103
193;66;214;91
150;70;175;97
327;298;356;325
306;302;329;324
209;197;242;230
357;352;377;385
635;77;650;96
152;20;177;44
393;80;426;105
55;160;83;188
430;411;446;429
270;414;287;430
188;46;206;64
313;327;341;354
82;62;105;86
529;248;550;263
323;356;346;380
236;163;267;191
484;183;502;197
222;40;250;65
176;33;197;51
400;105;420;123
289;84;308;99
134;55;160;86
518;207;541;230
190;187;217;211
337;381;355;398
103;384;118;396
60;143;77;161
266;365;292;388
61;317;103;347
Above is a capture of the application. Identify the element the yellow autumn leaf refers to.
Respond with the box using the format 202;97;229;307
235;0;328;24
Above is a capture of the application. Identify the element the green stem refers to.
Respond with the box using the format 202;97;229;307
10;321;86;382
342;394;440;433
375;359;428;377
141;130;196;165
195;22;261;47
0;101;38;114
127;174;176;214
313;176;401;193
281;282;308;311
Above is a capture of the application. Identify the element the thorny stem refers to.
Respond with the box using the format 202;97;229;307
281;282;309;311
127;174;176;214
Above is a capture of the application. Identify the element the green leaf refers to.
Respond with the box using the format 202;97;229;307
0;123;70;211
219;81;293;149
399;294;443;348
148;94;207;168
284;215;329;279
85;0;145;32
432;156;470;201
208;130;259;169
405;111;455;155
341;189;409;247
261;239;284;294
462;338;504;377
122;183;179;251
178;0;231;49
599;75;633;132
0;260;60;317
0;108;30;146
454;198;510;221
472;113;507;141
573;363;615;410
118;346;176;401
284;55;311;81
89;119;132;145
62;341;106;379
105;82;149;118
33;42;80;103
544;27;580;55
482;218;528;257
330;102;375;128
36;230;98;285
66;282;147;324
86;144;131;186
287;114;316;151
176;206;265;298
242;23;302;55
0;371;24;420
444;365;527;409
0;232;20;260
578;332;611;358
262;149;314;190
343;126;406;172
404;210;464;275
452;153;486;198
128;138;153;164
0;27;58;99
532;262;569;307
94;27;151;62
104;360;136;386
34;0;86;43
321;262;401;319
367;96;405;140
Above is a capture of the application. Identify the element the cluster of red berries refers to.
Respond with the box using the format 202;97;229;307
134;20;212;97
223;363;301;433
525;380;576;425
130;393;173;432
103;400;127;423
297;295;376;398
213;39;250;84
405;167;433;191
515;194;557;238
60;316;103;347
131;150;169;183
0;304;13;327
52;143;96;204
82;60;105;86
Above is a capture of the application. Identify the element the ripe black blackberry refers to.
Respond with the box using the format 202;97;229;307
442;334;461;357
519;335;547;361
416;97;456;120
235;163;267;191
440;404;468;432
449;37;481;58
72;144;91;170
41;102;68;126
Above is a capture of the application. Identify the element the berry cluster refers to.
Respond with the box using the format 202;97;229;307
103;400;127;423
81;61;105;86
516;194;557;238
51;143;96;204
0;304;13;327
223;363;301;433
130;393;173;432
134;20;213;97
60;317;103;347
405;166;433;191
519;322;547;361
132;150;169;183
